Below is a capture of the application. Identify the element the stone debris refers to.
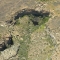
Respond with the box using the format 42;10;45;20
0;43;20;60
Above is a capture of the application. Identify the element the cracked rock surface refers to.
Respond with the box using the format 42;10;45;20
0;43;20;60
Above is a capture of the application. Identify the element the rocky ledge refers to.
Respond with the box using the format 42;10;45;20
0;34;13;51
0;43;20;60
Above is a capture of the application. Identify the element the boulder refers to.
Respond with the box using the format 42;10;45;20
0;43;20;60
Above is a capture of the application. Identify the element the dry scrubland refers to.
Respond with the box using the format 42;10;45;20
0;0;60;60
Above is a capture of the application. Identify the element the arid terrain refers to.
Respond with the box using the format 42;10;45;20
0;0;60;60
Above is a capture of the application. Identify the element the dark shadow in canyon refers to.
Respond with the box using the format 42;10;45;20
7;9;50;26
14;9;50;20
0;35;13;51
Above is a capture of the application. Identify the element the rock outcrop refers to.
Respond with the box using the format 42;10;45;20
0;35;13;51
0;43;20;60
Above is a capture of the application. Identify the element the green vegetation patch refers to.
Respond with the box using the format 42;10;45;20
12;10;50;60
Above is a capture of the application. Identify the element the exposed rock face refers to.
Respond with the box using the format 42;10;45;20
0;35;13;51
13;9;50;20
0;43;20;60
5;35;13;47
0;41;6;51
8;9;50;26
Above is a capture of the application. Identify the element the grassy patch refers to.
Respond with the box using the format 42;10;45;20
39;16;49;25
18;42;28;60
18;34;31;60
13;12;50;60
14;19;20;25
